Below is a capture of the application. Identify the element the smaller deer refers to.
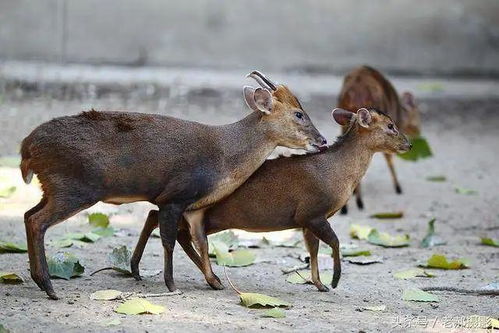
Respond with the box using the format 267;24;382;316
338;65;421;213
20;71;326;299
130;107;411;292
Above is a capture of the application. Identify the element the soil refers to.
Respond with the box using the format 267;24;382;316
0;84;498;333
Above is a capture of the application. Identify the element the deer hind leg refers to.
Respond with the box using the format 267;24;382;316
184;211;224;290
130;210;159;281
303;228;329;292
354;183;364;209
305;217;341;289
25;194;96;300
384;153;402;194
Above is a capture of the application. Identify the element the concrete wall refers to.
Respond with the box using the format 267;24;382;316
1;0;498;76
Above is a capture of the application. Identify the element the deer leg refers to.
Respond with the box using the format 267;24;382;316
25;195;95;300
354;184;364;209
384;153;402;194
303;228;329;292
131;210;159;281
185;211;224;290
306;218;341;289
157;203;187;292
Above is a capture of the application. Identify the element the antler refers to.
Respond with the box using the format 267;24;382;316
246;70;277;91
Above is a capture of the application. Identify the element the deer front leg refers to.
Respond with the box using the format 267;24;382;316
303;228;329;292
305;217;341;289
384;153;402;194
131;210;159;281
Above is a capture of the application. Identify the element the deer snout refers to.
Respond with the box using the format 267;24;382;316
398;135;412;153
310;135;328;152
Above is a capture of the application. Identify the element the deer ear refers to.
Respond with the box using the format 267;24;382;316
357;108;372;128
253;88;273;114
332;108;354;126
243;86;259;112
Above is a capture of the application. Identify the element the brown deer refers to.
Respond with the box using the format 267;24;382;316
20;71;327;299
338;65;421;213
130;107;411;291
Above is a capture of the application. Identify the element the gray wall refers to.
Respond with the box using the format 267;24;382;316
1;0;498;76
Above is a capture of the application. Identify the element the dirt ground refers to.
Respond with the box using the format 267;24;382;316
0;83;498;333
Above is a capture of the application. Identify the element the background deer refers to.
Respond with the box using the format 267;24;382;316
130;108;411;292
20;71;327;299
338;65;421;213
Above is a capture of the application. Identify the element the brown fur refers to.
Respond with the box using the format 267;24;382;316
130;108;411;292
338;66;421;212
20;73;326;299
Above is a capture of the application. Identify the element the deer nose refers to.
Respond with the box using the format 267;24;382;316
409;143;413;149
320;138;327;146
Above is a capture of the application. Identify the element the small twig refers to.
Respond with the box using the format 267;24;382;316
137;291;183;298
223;266;242;295
89;267;114;276
294;270;312;284
281;264;309;274
421;286;499;296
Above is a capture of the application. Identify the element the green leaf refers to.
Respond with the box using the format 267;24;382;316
420;218;446;248
0;272;24;284
455;187;478;195
91;227;115;237
397;136;432;161
0;241;28;253
370;211;404;219
239;292;290;308
367;229;410;247
115;298;165;315
417;82;444;92
64;232;101;243
88;213;110;228
426;175;446;182
402;288;439;302
420;254;470;270
48;252;85;280
208;231;239;256
0;323;10;333
481;237;499;247
286;270;333;285
215;248;255;267
349;224;373;240
341;248;371;257
272;233;303;248
261;308;286;318
48;239;74;248
90;289;123;300
0;186;16;198
151;229;160;238
393;268;435;279
108;246;132;274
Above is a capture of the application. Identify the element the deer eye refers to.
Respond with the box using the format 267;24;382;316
388;123;394;130
295;112;304;119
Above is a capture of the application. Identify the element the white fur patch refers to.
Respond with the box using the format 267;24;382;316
267;146;309;160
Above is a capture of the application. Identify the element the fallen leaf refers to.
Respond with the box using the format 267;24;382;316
397;136;432;161
0;241;27;253
151;229;160;238
115;298;165;315
349;224;373;240
285;270;333;285
341;248;372;257
64;232;101;243
0;323;10;333
393;268;435;279
455;187;478;195
370;211;404;219
240;292;290;308
0;272;24;284
91;227;116;238
272;232;303;248
48;239;74;248
367;229;410;247
108;246;132;274
417;82;444;92
103;319;121;327
402;288;439;302
481;237;499;247
48;252;85;280
0;186;16;199
90;289;123;300
480;282;499;291
215;248;255;267
360;305;386;312
420;218;446;248
458;316;499;329
261;308;286;318
420;254;470;270
88;212;110;228
208;231;239;256
426;175;446;182
345;256;383;265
